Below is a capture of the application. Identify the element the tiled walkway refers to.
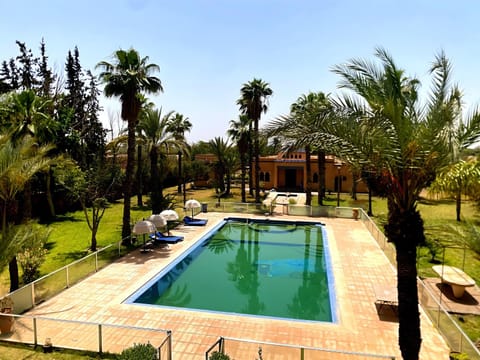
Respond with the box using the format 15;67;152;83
18;213;450;359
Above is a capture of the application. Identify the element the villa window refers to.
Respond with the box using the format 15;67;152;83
313;173;319;183
265;172;270;182
260;172;265;181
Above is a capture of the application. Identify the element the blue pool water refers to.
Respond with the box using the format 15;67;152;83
126;218;336;322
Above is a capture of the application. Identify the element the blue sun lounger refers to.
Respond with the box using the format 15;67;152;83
183;216;208;226
149;231;184;244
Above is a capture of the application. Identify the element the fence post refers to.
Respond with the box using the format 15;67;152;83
98;324;103;353
219;337;225;353
31;282;36;307
33;317;38;346
66;266;70;288
167;330;172;360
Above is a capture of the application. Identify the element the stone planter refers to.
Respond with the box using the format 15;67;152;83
0;296;14;334
352;208;359;220
0;309;14;334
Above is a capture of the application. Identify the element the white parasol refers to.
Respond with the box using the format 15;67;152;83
132;220;157;252
160;209;179;235
148;214;167;229
184;199;201;218
159;209;179;221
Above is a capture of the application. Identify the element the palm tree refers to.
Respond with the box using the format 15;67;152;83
228;115;250;202
428;159;480;221
166;113;192;195
237;79;273;203
3;90;58;219
135;96;155;207
138;108;181;213
264;92;331;204
223;149;238;197
5;90;55;143
305;48;480;360
96;49;163;242
0;136;54;291
208;137;233;195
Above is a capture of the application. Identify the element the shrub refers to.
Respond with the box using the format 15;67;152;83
449;351;469;360
118;343;157;360
424;238;442;263
209;351;231;360
16;223;50;284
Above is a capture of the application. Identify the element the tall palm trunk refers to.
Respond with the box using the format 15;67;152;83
177;152;183;193
351;170;358;200
367;185;373;216
9;257;19;292
248;123;254;197
122;117;136;242
385;202;423;360
305;145;312;205
240;153;246;202
317;149;326;205
136;143;143;207
46;166;56;218
225;170;232;196
456;189;461;221
150;147;161;214
23;182;32;219
2;200;19;291
254;118;260;203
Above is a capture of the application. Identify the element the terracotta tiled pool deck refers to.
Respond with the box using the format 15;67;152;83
23;213;450;359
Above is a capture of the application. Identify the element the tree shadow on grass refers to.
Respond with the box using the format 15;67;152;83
131;204;150;212
44;241;56;251
40;215;83;225
418;198;455;206
53;250;90;264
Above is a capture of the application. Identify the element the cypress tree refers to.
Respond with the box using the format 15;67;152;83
37;38;54;97
84;70;106;165
0;61;12;93
15;41;39;90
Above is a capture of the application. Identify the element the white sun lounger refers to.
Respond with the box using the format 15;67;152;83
373;285;398;314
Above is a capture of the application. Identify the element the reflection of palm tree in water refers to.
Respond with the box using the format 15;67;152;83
207;236;235;254
243;225;265;314
158;284;192;307
137;256;194;306
207;221;237;254
226;222;265;314
287;226;328;319
226;225;249;292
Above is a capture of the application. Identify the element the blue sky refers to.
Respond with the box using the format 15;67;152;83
1;0;480;142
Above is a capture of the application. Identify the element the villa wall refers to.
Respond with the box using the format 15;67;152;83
194;151;369;193
253;151;368;193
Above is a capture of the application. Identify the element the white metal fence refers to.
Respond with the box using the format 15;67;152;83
205;336;396;360
1;313;171;358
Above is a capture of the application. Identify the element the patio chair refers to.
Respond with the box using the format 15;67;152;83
183;216;208;226
374;285;398;315
149;231;184;244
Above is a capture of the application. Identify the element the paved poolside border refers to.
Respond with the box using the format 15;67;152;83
19;212;451;359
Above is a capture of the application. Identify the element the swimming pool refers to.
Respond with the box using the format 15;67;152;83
126;218;336;322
